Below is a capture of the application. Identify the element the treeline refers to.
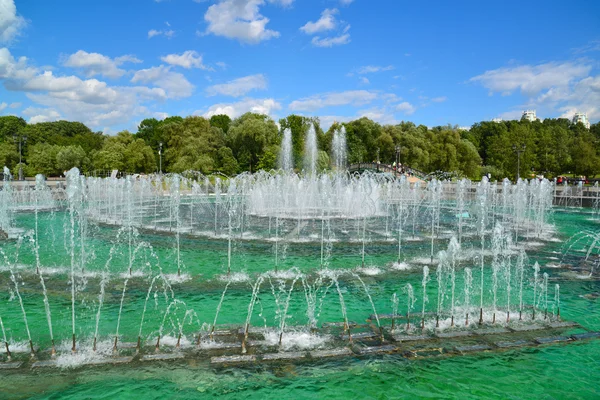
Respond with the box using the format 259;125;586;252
0;113;597;180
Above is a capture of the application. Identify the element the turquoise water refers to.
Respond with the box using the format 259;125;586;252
0;207;599;399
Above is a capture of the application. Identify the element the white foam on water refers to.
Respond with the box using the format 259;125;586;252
164;273;192;284
217;271;250;283
263;330;329;351
268;270;301;280
390;262;411;271
159;334;191;348
355;266;382;276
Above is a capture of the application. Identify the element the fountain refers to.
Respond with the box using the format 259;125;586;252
0;145;598;374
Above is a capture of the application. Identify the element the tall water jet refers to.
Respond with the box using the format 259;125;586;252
304;124;318;176
332;126;347;170
421;266;430;330
65;167;82;352
464;268;473;325
280;128;293;171
1;247;35;357
33;175;55;355
404;283;415;330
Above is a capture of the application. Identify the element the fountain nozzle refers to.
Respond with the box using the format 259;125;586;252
155;335;160;353
136;336;141;353
71;333;76;353
51;340;56;358
4;342;11;360
478;308;483;325
29;340;35;358
113;336;118;353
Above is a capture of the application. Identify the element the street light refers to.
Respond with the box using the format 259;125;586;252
395;145;401;174
158;142;163;174
512;143;526;181
13;135;27;181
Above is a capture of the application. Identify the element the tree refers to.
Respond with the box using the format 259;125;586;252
210;114;232;134
56;146;88;172
0;116;26;142
228;113;279;173
26;143;61;176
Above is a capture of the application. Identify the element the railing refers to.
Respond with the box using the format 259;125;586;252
348;162;428;180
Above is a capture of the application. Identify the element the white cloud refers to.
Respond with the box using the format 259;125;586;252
160;50;211;70
289;90;378;112
0;102;6;111
469;61;591;96
9;101;20;108
311;23;350;47
216;61;227;69
339;0;354;4
431;96;447;103
396;101;416;115
472;60;600;121
63;50;141;79
0;47;172;130
204;0;280;44
148;29;175;39
206;74;267;97
0;0;26;44
359;77;369;85
131;65;194;99
311;32;350;47
300;9;337;34
356;65;394;74
199;97;281;118
23;107;62;124
267;0;294;6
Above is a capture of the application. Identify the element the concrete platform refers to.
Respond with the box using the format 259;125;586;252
392;334;432;342
141;353;185;361
510;324;545;332
31;360;57;368
547;321;579;329
436;330;473;338
358;345;397;355
534;336;572;344
0;361;23;369
455;344;492;353
310;348;353;358
495;340;532;348
474;327;510;335
83;356;133;366
341;331;380;340
211;355;256;364
261;352;306;361
572;331;600;340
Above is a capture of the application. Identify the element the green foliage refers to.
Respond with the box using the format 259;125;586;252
56;145;88;172
0;112;596;179
229;113;279;173
26;143;61;176
209;114;232;134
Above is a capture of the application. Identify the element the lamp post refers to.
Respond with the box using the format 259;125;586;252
512;144;526;181
158;142;163;174
395;145;401;174
376;147;380;171
13;135;27;181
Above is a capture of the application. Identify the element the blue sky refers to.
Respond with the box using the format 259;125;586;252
1;0;599;133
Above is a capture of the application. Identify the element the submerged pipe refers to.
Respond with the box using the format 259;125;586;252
506;311;510;323
492;313;496;324
176;333;181;348
479;308;483;325
136;336;141;353
72;333;76;353
155;335;160;353
465;313;469;326
93;337;97;352
113;336;118;352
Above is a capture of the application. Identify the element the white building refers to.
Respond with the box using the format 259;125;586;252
522;110;538;122
572;112;590;129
